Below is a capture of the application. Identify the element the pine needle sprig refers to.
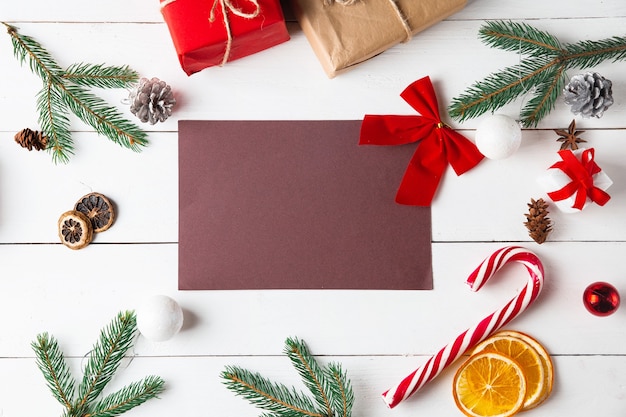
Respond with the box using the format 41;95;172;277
563;36;626;69
478;20;562;57
85;375;165;417
4;22;63;80
75;311;138;411
324;363;354;417
449;57;556;121
222;366;322;417
37;81;74;163
222;337;354;417
61;84;147;151
32;333;77;409
284;337;335;417
3;22;147;163
62;63;139;89
32;310;164;417
520;67;566;128
449;20;626;127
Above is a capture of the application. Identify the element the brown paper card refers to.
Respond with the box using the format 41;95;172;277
179;120;433;290
290;0;467;77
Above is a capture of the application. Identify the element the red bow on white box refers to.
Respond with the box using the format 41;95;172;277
539;147;612;213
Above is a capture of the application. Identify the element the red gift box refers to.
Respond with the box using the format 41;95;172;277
160;0;290;75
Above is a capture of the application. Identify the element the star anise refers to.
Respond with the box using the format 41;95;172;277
554;119;586;150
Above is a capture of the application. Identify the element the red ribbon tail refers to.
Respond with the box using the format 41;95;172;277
441;129;484;176
589;187;611;206
395;138;447;206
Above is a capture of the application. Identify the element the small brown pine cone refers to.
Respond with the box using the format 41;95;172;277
14;128;48;151
524;198;553;244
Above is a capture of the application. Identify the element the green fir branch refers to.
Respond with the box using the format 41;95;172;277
85;375;165;417
449;20;626;127
74;311;138;413
324;364;353;417
479;20;562;57
222;366;322;417
3;22;62;80
222;338;354;417
3;23;147;163
61;83;148;151
32;310;163;417
32;333;77;409
563;36;626;69
449;57;555;121
62;63;139;89
36;81;73;163
520;68;566;128
284;337;334;417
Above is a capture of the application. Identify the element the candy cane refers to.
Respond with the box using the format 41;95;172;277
382;246;544;408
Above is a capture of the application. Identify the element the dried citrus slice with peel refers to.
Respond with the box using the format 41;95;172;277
453;351;527;417
74;192;115;232
472;332;544;410
493;330;554;410
58;210;93;250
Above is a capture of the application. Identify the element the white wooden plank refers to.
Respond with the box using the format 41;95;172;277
1;242;625;358
0;132;177;243
2;19;626;132
1;354;624;417
2;0;625;23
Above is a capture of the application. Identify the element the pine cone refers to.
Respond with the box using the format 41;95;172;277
563;72;613;118
14;128;48;151
129;77;176;125
524;198;552;244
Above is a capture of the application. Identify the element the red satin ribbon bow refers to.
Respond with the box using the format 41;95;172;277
359;76;484;206
547;148;610;210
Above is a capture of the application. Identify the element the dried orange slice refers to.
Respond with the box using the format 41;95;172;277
74;192;115;232
472;332;544;410
58;210;93;250
453;351;527;417
493;330;554;409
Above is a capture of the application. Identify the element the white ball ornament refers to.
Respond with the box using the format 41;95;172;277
475;114;522;159
136;295;184;342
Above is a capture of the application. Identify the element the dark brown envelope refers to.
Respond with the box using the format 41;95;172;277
178;120;432;290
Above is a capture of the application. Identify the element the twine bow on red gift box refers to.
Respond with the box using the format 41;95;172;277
547;148;611;210
359;76;484;206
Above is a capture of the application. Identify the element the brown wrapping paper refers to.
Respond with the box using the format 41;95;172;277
290;0;467;77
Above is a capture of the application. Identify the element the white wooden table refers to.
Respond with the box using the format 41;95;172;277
1;1;626;416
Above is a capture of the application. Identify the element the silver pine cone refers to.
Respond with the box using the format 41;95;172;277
563;72;613;118
129;77;176;125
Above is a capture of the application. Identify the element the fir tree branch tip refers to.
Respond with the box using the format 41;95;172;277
222;337;354;417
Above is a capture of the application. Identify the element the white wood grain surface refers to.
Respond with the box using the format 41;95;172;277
1;1;626;416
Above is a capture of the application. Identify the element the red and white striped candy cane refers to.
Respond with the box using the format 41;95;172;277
382;246;544;408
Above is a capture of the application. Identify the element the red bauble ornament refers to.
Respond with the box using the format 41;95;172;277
583;282;620;316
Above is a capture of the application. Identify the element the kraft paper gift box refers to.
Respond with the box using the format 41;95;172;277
160;0;290;75
289;0;467;78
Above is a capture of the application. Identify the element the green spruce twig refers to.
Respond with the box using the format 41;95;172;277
222;337;354;417
32;311;165;417
3;22;147;163
449;20;626;127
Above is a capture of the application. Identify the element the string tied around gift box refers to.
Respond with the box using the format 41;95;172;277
160;0;260;66
547;148;610;210
323;0;412;42
209;0;261;65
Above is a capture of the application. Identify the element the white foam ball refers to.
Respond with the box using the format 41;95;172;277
136;295;184;342
475;114;522;159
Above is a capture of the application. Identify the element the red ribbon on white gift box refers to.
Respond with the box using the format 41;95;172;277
547;148;610;210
